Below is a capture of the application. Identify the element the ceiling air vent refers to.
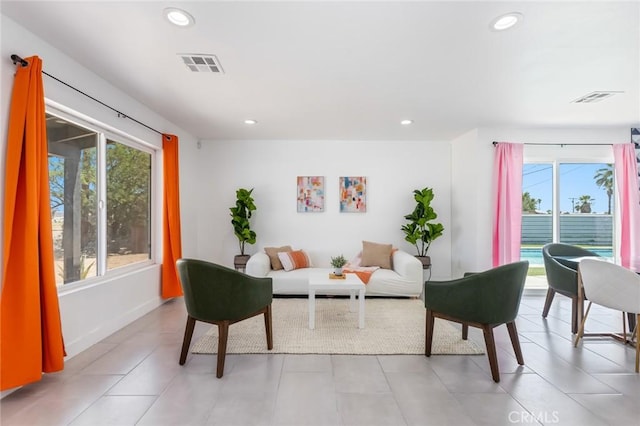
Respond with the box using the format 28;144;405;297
572;91;622;104
178;54;224;73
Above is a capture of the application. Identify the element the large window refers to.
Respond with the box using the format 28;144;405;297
47;112;154;287
105;139;151;271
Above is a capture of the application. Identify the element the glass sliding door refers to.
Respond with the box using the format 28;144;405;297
558;163;614;260
521;163;553;287
521;161;614;288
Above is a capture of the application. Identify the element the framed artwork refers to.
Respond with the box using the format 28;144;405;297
297;176;324;212
339;176;366;212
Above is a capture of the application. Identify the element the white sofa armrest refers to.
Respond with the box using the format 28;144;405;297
246;252;271;277
392;250;423;284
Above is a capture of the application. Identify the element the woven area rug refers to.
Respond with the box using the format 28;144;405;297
191;298;484;355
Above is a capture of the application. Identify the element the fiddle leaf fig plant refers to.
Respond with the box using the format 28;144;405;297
401;187;444;257
229;188;257;255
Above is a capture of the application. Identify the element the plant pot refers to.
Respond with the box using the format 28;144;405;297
234;254;251;271
415;256;431;270
334;267;343;276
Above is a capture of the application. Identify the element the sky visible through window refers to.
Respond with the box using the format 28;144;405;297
523;163;612;214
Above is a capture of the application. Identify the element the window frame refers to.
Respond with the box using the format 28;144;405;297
46;100;159;294
523;144;618;259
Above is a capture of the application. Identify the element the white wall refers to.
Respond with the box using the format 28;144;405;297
0;15;200;361
197;139;453;280
451;126;628;277
450;128;488;277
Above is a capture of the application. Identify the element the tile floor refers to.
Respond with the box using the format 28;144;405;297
1;294;639;426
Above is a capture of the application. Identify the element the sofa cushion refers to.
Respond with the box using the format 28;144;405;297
265;245;292;270
278;250;312;271
361;241;392;269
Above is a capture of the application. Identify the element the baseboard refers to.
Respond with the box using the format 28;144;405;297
523;287;547;297
63;297;164;359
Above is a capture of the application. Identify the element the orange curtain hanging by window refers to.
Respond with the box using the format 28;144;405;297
1;56;65;390
161;134;183;298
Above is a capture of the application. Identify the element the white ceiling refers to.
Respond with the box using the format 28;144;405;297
2;1;639;141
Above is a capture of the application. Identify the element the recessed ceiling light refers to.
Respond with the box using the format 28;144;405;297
164;7;195;27
400;119;413;125
491;12;523;31
244;119;257;125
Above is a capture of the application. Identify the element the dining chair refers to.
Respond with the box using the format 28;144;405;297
574;258;640;372
542;243;600;333
176;258;273;378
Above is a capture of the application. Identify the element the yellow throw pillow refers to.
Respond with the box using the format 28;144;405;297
277;250;311;271
264;246;292;270
360;241;392;269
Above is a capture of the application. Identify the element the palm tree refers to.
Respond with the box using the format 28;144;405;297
578;195;594;213
594;164;613;214
522;192;538;213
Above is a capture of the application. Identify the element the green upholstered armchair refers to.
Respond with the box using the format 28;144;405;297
176;258;273;378
542;243;599;334
424;261;529;382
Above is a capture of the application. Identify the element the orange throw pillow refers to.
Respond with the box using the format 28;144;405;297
277;250;311;271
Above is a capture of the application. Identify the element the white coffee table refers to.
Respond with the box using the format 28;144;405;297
308;272;365;329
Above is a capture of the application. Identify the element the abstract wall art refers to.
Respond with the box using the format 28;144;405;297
339;176;366;212
297;176;324;212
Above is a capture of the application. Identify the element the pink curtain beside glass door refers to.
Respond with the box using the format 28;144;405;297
613;143;640;272
492;142;524;267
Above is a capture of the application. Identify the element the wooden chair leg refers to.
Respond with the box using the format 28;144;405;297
573;301;592;347
631;313;640;373
571;297;579;334
462;324;469;340
216;321;230;378
542;288;555;318
481;325;500;382
179;316;196;365
425;309;435;357
506;322;524;365
264;304;273;350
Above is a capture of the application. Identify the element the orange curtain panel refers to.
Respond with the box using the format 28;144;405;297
161;134;183;298
1;56;65;390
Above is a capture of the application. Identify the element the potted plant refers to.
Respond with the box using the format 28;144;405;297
401;187;444;269
330;254;348;276
229;188;257;269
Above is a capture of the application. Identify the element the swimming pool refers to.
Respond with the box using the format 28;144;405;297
521;247;613;266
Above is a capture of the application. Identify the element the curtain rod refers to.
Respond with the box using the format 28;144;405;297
11;54;167;139
492;141;616;147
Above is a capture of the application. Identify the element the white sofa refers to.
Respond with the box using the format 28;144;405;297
246;249;423;296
